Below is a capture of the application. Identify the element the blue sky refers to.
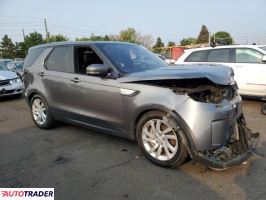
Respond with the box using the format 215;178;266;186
0;0;266;44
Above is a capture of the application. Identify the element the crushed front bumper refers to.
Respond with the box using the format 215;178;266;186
193;115;260;169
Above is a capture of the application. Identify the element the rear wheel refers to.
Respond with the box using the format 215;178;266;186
30;95;55;129
136;111;188;168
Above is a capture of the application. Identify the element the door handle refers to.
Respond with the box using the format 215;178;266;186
38;72;45;77
70;77;80;83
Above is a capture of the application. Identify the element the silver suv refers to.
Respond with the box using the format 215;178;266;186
23;42;259;169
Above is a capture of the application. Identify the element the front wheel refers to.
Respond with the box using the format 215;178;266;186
136;111;188;168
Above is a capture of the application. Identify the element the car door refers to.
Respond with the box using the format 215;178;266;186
41;45;76;115
66;45;123;134
233;48;266;97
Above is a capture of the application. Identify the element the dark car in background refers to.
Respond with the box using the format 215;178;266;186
23;42;259;169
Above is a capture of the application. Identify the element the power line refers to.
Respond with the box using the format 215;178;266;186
0;29;45;32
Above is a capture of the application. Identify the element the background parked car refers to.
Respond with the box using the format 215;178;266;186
6;60;24;77
176;45;266;97
157;54;176;64
0;59;12;67
258;45;266;52
0;62;23;97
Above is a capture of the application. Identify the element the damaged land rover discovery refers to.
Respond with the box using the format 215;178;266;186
23;42;259;169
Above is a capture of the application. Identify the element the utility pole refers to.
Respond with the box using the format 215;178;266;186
22;28;25;41
44;18;49;42
209;32;211;46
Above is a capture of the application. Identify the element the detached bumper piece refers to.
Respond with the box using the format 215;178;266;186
193;115;260;169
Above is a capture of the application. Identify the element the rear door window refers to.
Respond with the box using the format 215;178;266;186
207;49;231;62
236;48;263;63
184;50;208;62
46;46;72;73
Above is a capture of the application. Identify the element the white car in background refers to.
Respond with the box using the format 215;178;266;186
176;45;266;97
258;45;266;52
157;54;176;64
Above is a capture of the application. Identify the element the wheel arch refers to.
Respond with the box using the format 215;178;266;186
132;105;196;157
26;89;47;106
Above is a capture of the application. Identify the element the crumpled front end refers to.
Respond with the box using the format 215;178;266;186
193;114;260;169
167;78;260;169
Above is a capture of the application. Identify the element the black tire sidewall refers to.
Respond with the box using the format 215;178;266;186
262;103;266;115
136;111;188;168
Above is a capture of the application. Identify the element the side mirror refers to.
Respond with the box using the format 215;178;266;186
262;55;266;63
86;64;108;77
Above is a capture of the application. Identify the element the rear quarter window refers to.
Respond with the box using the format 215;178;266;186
24;47;46;67
184;50;208;62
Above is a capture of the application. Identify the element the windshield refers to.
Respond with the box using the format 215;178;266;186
259;46;266;51
96;43;168;74
0;62;8;71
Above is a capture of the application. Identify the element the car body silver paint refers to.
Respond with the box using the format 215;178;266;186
119;64;235;86
23;42;244;152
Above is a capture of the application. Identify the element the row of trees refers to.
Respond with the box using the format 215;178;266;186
180;25;234;46
0;32;68;58
0;25;234;58
0;27;154;58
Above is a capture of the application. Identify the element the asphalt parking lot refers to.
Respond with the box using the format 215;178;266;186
0;96;266;200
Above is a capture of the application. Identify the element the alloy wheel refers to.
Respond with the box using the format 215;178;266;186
32;98;47;125
142;119;178;161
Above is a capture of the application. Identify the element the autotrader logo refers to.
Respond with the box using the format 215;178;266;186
0;188;54;199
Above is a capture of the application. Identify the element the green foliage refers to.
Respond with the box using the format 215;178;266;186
14;42;27;58
47;34;68;42
119;27;137;43
76;34;110;41
0;35;16;58
211;31;234;45
75;37;91;41
22;31;45;54
152;37;164;53
24;31;44;47
196;25;209;44
167;41;175;47
180;37;197;46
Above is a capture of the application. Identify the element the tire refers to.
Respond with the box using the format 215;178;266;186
136;110;188;168
30;94;55;129
262;103;266;115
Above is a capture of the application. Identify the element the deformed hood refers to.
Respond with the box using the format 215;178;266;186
0;70;18;81
118;64;235;85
